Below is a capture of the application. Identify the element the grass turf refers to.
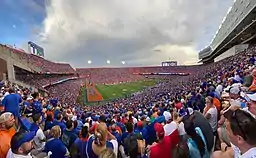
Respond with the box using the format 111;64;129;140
95;80;157;100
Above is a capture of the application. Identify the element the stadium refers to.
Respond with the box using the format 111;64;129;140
0;0;256;158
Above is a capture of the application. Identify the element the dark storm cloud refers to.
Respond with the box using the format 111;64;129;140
36;0;234;67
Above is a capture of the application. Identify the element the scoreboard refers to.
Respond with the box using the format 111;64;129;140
162;61;177;66
28;41;44;57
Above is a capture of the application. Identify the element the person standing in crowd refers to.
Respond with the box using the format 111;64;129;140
53;113;66;134
163;111;177;136
85;123;118;158
182;108;214;152
2;87;22;127
0;112;16;158
203;96;218;135
31;92;44;115
90;115;106;134
70;125;89;158
44;125;69;158
44;114;54;132
62;120;78;150
30;113;46;151
213;109;256;158
149;122;179;158
184;120;210;158
244;93;256;117
171;141;189;158
228;86;247;108
121;122;134;144
172;112;186;140
6;131;35;158
99;148;117;158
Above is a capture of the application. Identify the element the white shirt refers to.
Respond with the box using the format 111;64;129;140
6;149;32;158
231;143;241;158
1;92;9;101
206;106;218;132
241;147;256;158
177;122;186;136
164;121;177;136
110;139;119;156
215;84;223;96
33;128;46;150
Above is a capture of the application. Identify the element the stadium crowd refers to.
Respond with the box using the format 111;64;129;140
1;44;75;74
0;45;256;158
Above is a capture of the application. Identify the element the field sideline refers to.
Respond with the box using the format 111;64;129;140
95;80;158;101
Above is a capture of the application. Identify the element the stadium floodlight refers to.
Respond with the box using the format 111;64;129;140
107;60;111;64
88;60;92;64
121;61;125;65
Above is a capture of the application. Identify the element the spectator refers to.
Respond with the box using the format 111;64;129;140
149;122;179;158
203;96;218;135
53;113;66;134
44;114;54;131
44;125;69;158
30;113;46;151
172;112;186;140
61;120;78;149
0;112;16;158
163;111;177;136
85;123;118;158
70;126;89;158
31;92;43;115
213;109;256;158
182;108;214;152
171;141;190;158
2;87;22;126
99;148;116;158
123;132;146;158
6;131;35;158
184;120;210;158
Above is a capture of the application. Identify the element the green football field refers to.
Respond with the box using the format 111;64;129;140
95;80;158;100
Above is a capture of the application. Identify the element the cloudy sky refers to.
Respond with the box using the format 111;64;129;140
0;0;234;68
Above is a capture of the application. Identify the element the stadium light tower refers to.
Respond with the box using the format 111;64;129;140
121;61;126;65
88;60;92;64
107;60;111;64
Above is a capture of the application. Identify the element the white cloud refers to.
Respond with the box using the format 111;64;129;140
37;0;233;67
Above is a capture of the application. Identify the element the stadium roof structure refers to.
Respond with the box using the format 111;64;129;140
199;0;256;63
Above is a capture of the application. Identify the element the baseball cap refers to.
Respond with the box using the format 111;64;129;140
229;86;240;94
84;123;90;128
163;111;172;121
0;112;13;124
11;131;36;151
154;122;165;137
27;96;33;101
146;117;150;122
137;121;143;127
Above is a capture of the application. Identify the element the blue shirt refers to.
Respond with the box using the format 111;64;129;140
32;100;43;114
62;130;78;149
85;135;114;158
187;127;210;158
53;120;66;134
44;138;67;158
44;121;54;131
2;93;22;117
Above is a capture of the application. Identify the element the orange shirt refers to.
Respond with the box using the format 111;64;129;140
213;98;221;111
0;127;16;158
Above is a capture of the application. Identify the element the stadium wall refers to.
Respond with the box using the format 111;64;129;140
214;44;248;62
0;45;33;82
